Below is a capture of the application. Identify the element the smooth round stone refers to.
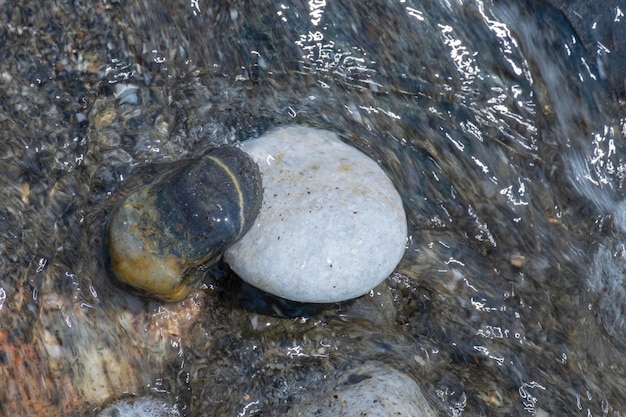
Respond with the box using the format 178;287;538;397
224;126;407;303
285;363;436;417
107;146;262;302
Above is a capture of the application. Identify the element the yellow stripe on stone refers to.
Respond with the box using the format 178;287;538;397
207;154;245;235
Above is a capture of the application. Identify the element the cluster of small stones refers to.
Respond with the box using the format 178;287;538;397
104;125;416;416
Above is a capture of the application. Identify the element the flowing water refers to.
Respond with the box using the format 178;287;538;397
0;0;625;416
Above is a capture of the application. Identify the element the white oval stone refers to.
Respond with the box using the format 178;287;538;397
224;126;407;303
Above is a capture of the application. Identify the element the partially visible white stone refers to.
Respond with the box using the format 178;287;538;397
96;396;181;417
225;126;407;303
285;363;436;417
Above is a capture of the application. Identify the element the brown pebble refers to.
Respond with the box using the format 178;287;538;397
510;253;525;268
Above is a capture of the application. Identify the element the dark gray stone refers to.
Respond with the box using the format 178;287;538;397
545;0;626;96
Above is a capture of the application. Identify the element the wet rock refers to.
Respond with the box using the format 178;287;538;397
285;363;436;417
224;126;407;303
589;243;626;349
107;146;263;302
96;396;181;417
546;0;626;96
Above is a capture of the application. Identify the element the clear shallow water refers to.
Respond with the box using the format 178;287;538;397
0;0;625;416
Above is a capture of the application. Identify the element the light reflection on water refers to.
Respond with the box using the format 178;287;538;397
0;0;625;416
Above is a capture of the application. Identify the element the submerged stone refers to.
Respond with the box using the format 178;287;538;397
285;363;436;417
96;396;181;417
224;126;407;303
107;146;262;302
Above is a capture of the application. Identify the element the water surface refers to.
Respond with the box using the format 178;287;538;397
0;0;625;416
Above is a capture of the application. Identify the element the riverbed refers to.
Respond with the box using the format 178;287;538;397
0;1;625;416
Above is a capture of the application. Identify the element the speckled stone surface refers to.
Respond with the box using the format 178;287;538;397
285;363;436;417
224;126;407;303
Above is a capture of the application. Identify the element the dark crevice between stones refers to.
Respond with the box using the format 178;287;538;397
208;261;348;318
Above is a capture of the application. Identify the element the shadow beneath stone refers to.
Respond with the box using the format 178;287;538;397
208;261;347;318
